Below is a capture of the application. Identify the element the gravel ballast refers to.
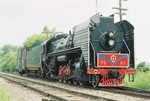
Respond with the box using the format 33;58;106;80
1;73;149;101
0;77;45;101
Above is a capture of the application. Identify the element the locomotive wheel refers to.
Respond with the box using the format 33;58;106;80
79;81;84;86
92;74;99;88
68;80;72;84
59;78;63;82
62;75;67;83
46;72;51;80
35;70;40;78
73;79;78;85
39;68;44;79
63;79;67;83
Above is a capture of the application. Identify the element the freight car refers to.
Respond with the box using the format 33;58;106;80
17;46;41;75
17;14;136;87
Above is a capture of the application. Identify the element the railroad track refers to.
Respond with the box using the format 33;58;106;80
0;72;149;101
0;72;113;101
115;87;150;98
70;82;150;99
96;87;150;99
58;78;150;100
57;78;150;99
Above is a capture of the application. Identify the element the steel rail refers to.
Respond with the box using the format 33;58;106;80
0;72;113;101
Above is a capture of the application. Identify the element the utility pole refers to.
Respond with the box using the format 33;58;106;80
96;0;98;14
112;0;128;21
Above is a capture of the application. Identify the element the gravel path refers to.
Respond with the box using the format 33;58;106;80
0;77;45;101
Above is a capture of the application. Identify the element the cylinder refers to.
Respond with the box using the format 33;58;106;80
57;55;68;62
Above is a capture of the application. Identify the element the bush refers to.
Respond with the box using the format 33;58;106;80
0;45;18;73
125;62;150;90
124;71;150;90
136;62;150;72
0;26;53;73
23;34;46;47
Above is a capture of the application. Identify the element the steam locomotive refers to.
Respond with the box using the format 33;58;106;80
17;14;136;87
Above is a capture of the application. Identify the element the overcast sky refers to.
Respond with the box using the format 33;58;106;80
0;0;150;64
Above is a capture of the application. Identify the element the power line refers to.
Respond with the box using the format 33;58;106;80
112;0;128;21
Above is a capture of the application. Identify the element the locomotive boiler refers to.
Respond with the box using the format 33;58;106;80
17;13;136;87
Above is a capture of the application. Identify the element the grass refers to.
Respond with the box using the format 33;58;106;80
0;87;9;101
124;71;150;90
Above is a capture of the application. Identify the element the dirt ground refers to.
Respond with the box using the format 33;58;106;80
0;77;45;101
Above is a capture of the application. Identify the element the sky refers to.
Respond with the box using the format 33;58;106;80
0;0;150;64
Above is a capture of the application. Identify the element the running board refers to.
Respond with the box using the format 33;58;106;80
48;47;81;57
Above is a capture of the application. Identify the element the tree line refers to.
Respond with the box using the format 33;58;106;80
0;26;52;73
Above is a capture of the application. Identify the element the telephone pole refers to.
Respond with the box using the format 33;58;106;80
96;0;98;14
112;0;128;21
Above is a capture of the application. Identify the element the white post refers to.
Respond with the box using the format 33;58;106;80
112;0;128;21
96;0;98;14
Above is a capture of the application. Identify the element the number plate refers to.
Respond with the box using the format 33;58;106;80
97;53;129;68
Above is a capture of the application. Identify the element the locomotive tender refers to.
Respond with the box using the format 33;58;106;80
17;14;136;87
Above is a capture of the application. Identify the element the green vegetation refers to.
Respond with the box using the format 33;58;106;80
0;26;53;73
23;25;52;47
0;87;9;101
136;62;150;72
124;71;150;90
0;44;18;73
124;62;150;90
23;33;50;47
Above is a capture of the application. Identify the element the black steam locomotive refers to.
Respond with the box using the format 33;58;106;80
17;14;136;87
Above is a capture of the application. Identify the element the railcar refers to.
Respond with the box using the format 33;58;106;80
17;46;41;75
17;14;136;87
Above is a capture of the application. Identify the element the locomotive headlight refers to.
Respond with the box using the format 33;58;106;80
108;39;115;46
109;32;114;38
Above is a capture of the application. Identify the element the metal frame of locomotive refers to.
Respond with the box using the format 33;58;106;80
17;14;136;87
